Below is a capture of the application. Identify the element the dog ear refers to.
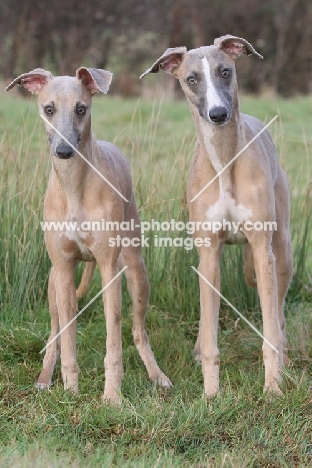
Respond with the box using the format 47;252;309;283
76;68;113;94
5;68;53;94
140;47;187;78
214;35;263;60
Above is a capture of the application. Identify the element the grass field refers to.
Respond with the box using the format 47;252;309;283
0;89;311;467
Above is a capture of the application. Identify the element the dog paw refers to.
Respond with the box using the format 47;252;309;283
154;373;173;388
193;350;202;363
264;380;283;396
34;382;51;390
102;390;122;406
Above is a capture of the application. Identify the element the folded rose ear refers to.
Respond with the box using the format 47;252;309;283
5;68;53;94
140;46;187;78
76;67;113;94
214;35;263;60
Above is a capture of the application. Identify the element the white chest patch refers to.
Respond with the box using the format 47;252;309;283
206;191;252;224
60;229;94;260
63;229;89;241
199;121;222;175
206;192;252;244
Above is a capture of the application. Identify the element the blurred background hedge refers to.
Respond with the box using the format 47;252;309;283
1;0;312;97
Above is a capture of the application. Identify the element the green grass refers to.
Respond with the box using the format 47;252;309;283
0;90;311;467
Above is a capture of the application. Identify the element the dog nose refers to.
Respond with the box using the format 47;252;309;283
209;107;228;123
56;145;75;159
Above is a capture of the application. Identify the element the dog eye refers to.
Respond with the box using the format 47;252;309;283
187;77;197;85
76;105;87;115
221;69;230;79
44;105;54;115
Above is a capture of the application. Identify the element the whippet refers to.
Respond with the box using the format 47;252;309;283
141;35;293;396
6;67;172;404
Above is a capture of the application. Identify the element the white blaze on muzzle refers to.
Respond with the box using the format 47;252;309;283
201;57;224;120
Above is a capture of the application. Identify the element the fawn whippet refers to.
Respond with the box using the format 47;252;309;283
7;67;171;404
141;35;293;396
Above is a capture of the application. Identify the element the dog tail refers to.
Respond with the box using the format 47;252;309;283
243;244;257;288
76;262;96;300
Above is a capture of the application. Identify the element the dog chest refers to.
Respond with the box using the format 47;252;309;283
205;190;252;244
59;229;95;261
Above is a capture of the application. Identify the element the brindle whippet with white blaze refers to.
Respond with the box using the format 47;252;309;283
6;68;172;404
141;35;293;396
